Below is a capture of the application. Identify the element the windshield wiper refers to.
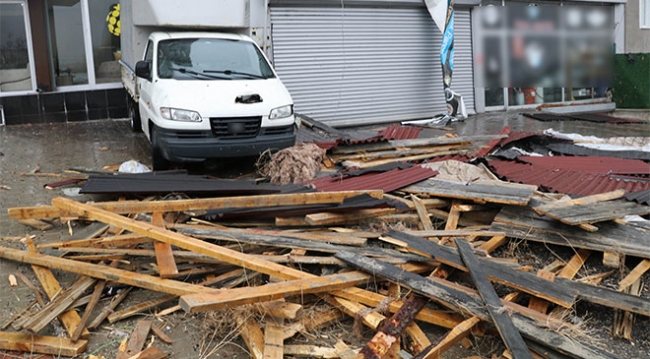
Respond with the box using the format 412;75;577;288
171;67;230;80
204;69;267;79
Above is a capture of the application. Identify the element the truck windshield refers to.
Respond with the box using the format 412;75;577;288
157;38;276;80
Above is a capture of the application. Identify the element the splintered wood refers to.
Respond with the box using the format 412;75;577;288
2;171;649;359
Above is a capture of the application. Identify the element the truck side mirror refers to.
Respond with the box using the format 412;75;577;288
135;61;151;79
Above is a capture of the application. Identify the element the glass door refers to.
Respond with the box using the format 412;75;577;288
0;0;36;94
46;0;89;87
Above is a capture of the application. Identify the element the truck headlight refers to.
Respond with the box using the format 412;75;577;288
160;107;202;122
269;105;293;120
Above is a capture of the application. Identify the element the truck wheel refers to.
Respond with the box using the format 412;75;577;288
150;125;170;171
129;99;142;133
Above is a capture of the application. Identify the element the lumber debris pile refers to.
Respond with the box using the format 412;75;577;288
2;125;650;358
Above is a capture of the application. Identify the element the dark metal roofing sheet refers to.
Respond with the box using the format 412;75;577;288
488;159;650;196
471;126;511;158
306;165;438;192
626;189;650;206
547;143;650;161
517;156;650;175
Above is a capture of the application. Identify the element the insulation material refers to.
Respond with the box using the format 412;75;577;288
260;143;326;185
544;129;650;152
422;160;497;183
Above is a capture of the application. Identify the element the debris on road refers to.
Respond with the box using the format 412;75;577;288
1;121;649;358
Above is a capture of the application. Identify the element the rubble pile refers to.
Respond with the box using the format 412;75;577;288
1;122;649;358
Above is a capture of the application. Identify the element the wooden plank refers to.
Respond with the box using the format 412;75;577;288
305;208;399;226
237;314;265;359
0;332;87;356
9;190;384;220
25;239;90;339
405;230;506;238
603;252;622;268
384;230;575;308
71;264;114;341
18;218;54;231
179;271;371;313
331;135;507;154
0;246;213;296
108;295;176;323
414;316;481;359
527;270;555;314
412;195;434;231
405;322;432;355
455;239;533;359
151;323;174;344
15;276;97;334
334;252;617;359
557;249;591;279
283;345;338;358
341;149;470;168
118;319;153;359
478;235;508;254
534;199;650;226
404;179;537;206
358;295;429;358
263;318;284;359
533;190;626;212
613;278;643;340
151;212;178;278
334;340;358;359
619;259;650;291
126;345;167;359
258;301;303;320
492;206;650;260
88;287;132;329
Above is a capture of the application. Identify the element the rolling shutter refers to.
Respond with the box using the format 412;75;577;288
270;5;474;126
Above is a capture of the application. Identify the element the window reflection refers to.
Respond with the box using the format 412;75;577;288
90;1;121;84
0;2;32;92
47;0;88;86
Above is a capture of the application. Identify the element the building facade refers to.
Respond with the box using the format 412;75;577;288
0;0;635;127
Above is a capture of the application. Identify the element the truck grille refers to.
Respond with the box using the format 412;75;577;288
262;125;294;136
210;116;261;138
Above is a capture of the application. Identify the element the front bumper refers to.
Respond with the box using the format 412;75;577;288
155;125;296;162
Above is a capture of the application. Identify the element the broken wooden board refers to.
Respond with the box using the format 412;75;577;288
117;319;153;359
492;206;650;260
455;239;533;359
387;230;650;317
384;230;575;308
179;271;372;313
0;332;87;356
334;251;617;359
151;212;179;278
533;197;650;227
9;190;384;220
0;246;214;296
403;179;537;206
331;135;507;154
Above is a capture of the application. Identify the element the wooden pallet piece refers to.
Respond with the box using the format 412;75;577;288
334;251;617;359
404;179;537;206
455;239;533;359
25;239;90;339
151;212;178;278
0;332;87;356
9;190;384;220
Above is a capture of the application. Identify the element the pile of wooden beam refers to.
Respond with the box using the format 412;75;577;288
3;167;650;358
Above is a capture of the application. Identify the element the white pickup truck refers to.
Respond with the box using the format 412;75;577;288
122;31;296;170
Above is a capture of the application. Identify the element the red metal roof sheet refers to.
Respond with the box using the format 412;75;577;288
488;159;650;196
517;156;650;175
471;126;511;158
376;124;422;141
305;165;437;192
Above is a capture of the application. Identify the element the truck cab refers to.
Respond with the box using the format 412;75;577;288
130;32;296;170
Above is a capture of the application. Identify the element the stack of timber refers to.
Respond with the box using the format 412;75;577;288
3;158;650;358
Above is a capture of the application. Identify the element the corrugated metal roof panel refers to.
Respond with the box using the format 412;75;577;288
626;189;650;206
306;165;437;192
488;159;650;196
517;156;650;175
377;124;422;141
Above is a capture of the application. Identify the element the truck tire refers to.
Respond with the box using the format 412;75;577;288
150;125;170;171
129;99;142;133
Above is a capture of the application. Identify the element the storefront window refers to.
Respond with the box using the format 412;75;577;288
0;2;33;92
47;0;88;86
89;1;120;83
